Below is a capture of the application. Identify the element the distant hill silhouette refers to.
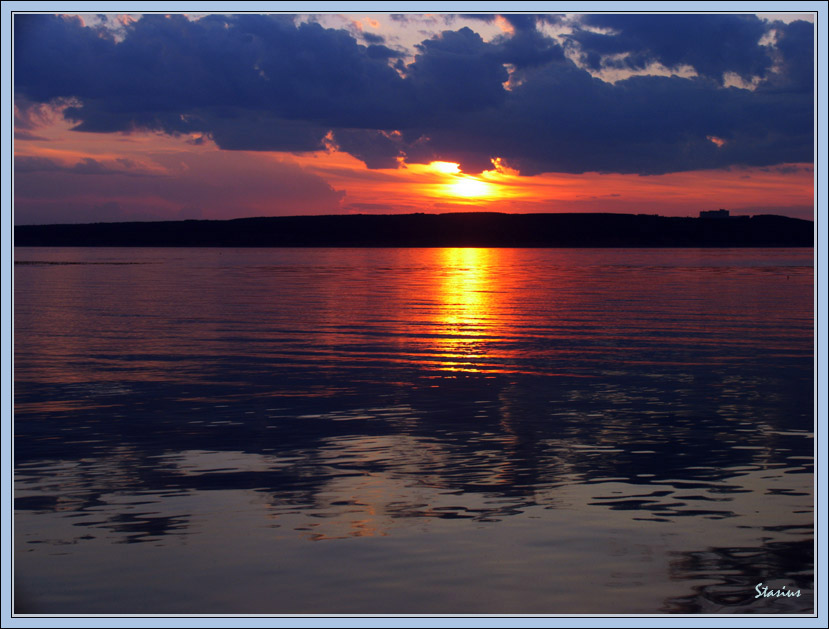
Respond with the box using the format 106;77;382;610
14;212;813;247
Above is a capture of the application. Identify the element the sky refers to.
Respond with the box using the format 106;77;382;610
12;10;816;224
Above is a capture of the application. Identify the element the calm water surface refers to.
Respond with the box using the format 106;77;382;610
14;247;814;614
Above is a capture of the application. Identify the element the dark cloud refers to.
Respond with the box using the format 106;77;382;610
15;155;162;177
409;27;509;113
500;14;539;32
14;13;813;176
332;129;403;169
407;60;812;176
495;28;566;69
15;13;415;140
361;32;385;44
567;14;775;83
365;44;405;60
757;163;814;175
204;113;330;152
762;19;814;93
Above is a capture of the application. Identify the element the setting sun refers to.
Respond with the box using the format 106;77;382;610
416;161;502;202
447;176;497;199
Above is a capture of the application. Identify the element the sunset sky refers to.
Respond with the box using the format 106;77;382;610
12;10;815;224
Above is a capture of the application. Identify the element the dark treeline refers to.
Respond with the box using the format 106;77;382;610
14;212;813;247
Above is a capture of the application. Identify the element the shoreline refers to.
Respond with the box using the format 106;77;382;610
14;212;814;248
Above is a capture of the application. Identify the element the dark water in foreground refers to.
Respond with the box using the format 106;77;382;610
14;247;814;614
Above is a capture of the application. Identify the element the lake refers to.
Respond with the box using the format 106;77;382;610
13;247;814;614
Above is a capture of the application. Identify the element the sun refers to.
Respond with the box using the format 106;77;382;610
448;177;495;198
422;160;501;201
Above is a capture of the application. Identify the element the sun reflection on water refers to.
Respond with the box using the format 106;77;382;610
433;248;496;372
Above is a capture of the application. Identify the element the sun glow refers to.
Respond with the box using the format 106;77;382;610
424;161;500;200
446;177;496;198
